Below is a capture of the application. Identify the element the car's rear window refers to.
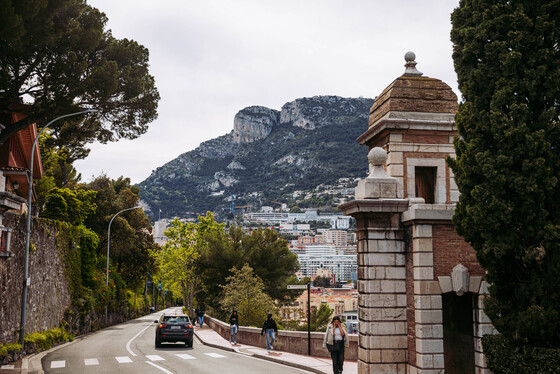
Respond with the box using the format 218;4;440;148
165;316;189;323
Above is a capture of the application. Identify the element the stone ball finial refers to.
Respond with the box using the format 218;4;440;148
403;51;423;76
368;147;387;167
404;51;416;62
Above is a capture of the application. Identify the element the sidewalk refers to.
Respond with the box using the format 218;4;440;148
194;325;357;374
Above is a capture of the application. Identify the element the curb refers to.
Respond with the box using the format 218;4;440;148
193;331;325;374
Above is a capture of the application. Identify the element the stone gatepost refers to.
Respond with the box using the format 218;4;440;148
340;147;409;374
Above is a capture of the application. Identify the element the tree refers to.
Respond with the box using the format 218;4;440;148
297;303;332;332
219;264;275;327
313;276;331;288
43;187;97;225
83;175;156;292
198;225;299;307
0;0;160;176
449;0;560;347
150;218;201;312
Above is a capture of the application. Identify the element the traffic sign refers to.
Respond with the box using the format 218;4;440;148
287;284;308;290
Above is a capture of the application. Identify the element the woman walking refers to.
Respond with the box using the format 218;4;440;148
323;316;348;374
229;310;239;345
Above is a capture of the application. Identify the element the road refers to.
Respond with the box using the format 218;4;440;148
38;308;312;374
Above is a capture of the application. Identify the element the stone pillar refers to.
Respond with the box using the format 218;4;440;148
340;147;409;374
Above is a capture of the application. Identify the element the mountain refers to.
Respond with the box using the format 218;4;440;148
137;95;374;220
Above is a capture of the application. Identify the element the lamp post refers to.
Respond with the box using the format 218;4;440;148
105;205;142;324
20;109;97;348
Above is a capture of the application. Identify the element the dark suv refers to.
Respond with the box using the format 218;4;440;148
154;314;194;348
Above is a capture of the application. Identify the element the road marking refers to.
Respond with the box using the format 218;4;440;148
146;361;174;374
50;360;66;368
84;358;99;365
176;353;196;360
115;356;133;363
1;365;15;370
126;324;152;356
146;355;165;361
204;353;226;358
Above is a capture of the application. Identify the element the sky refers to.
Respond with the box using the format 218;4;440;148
75;0;461;184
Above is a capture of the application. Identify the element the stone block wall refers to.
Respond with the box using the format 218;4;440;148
204;315;358;360
0;213;71;344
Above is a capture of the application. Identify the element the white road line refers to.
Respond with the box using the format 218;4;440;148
204;353;226;358
115;356;133;363
84;358;99;365
50;360;66;368
126;324;152;356
1;365;15;370
175;353;196;360
146;361;174;374
146;355;165;361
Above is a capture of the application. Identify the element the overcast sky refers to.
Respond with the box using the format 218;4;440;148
75;0;461;184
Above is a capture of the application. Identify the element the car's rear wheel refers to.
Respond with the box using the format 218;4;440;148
155;338;162;348
186;339;193;348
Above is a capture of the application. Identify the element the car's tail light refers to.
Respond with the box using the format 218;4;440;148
186;324;192;328
159;324;167;328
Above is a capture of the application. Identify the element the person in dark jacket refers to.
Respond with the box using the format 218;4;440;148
194;306;204;328
229;310;239;345
260;313;278;353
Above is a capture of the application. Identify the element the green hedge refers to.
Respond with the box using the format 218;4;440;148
483;334;560;374
24;327;73;352
0;343;22;360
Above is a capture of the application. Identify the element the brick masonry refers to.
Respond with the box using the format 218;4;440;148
340;57;494;374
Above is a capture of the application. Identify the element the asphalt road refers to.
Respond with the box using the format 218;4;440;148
38;308;311;374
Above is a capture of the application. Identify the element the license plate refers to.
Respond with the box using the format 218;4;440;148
171;326;181;329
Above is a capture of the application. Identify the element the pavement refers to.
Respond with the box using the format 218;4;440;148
193;324;357;374
0;325;357;374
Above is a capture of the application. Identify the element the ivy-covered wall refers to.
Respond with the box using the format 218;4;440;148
0;213;71;344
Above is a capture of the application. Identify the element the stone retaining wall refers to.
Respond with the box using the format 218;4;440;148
0;213;71;344
204;315;358;360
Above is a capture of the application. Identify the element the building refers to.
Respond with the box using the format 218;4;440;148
339;53;492;374
322;230;348;247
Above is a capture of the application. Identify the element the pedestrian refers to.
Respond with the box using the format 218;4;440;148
260;313;278;353
229;310;239;345
194;306;205;328
323;316;348;374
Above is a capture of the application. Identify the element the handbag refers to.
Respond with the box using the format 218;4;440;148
326;342;339;352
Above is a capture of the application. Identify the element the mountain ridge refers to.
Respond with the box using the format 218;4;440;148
137;95;374;220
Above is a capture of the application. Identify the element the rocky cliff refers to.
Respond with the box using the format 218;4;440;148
137;96;374;219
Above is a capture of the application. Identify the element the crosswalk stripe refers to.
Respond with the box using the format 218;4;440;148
146;355;164;361
176;353;196;360
204;353;226;358
115;356;133;363
146;361;173;374
84;358;99;366
1;365;15;370
50;361;66;368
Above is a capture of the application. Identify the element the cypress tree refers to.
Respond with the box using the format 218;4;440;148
449;0;560;347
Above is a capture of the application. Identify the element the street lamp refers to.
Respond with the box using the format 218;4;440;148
20;109;98;348
105;205;142;323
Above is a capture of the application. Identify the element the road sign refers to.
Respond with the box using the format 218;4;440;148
287;284;308;290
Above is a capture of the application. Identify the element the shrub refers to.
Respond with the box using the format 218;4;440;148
483;334;560;374
24;327;73;352
0;343;22;359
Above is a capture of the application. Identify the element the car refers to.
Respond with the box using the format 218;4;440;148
154;314;194;348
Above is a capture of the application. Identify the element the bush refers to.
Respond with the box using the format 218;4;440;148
483;334;560;374
24;327;73;352
0;343;22;359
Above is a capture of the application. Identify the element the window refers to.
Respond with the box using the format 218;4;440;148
415;167;437;204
